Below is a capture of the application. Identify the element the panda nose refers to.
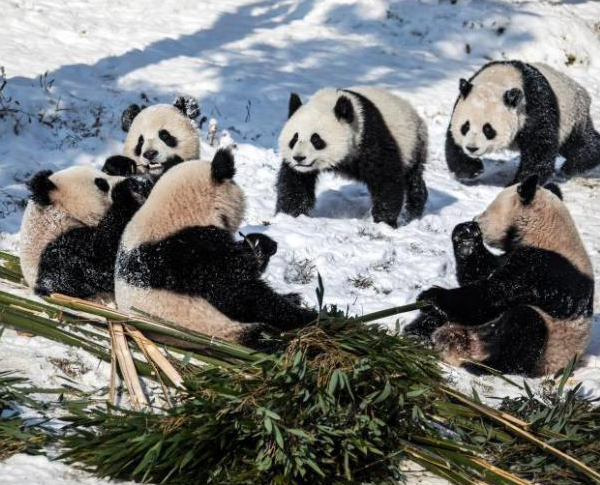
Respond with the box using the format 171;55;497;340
293;155;306;163
466;146;479;154
143;149;158;161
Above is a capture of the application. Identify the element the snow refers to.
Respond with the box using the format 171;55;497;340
1;0;600;482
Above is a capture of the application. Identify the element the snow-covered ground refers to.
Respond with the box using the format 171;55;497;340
1;0;600;482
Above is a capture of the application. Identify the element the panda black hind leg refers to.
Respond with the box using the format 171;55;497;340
560;116;600;175
404;149;428;221
433;305;547;376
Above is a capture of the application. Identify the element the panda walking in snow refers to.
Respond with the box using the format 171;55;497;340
276;87;428;228
447;60;600;184
405;176;594;376
102;96;205;181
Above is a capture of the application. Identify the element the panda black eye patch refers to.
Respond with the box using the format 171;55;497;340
159;129;178;148
94;177;110;193
483;123;497;140
310;133;326;150
134;135;144;156
289;132;298;149
460;121;470;136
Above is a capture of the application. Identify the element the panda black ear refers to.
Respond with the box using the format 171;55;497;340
121;104;142;132
334;95;354;123
504;88;524;108
27;170;56;206
544;183;563;200
211;149;235;183
459;78;473;98
288;93;302;119
173;96;200;120
517;175;539;205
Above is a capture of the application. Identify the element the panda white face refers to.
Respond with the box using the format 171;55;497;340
123;105;199;176
451;82;525;159
279;89;358;173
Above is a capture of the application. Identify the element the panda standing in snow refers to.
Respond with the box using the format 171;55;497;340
405;176;594;376
102;96;206;180
276;87;428;228
115;149;317;346
447;60;600;184
20;167;151;299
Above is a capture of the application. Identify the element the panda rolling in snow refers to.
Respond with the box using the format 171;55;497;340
102;96;204;180
276;87;428;227
405;176;593;376
20;167;150;299
115;150;317;345
447;60;600;184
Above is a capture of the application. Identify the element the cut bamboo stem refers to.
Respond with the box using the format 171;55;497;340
125;326;184;389
108;322;148;411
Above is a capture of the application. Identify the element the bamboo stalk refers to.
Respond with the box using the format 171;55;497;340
108;322;148;411
441;386;600;484
125;326;184;389
352;301;428;324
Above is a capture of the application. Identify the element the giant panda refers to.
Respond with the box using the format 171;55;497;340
102;96;205;180
405;175;593;376
115;149;318;345
276;87;428;228
19;166;150;299
447;60;600;184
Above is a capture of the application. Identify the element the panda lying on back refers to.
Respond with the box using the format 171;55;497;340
115;149;317;346
20;167;150;299
102;96;205;180
447;60;600;184
405;176;593;376
276;87;428;227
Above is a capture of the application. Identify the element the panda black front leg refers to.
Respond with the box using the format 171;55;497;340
367;177;404;228
275;161;318;217
445;128;484;180
512;132;557;185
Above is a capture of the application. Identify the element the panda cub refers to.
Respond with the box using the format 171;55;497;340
20;167;150;299
115;149;317;345
276;87;428;227
102;96;205;180
405;176;593;376
447;60;600;184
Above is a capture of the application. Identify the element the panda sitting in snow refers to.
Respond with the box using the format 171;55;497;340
447;60;600;184
276;87;428;228
115;149;317;347
102;96;206;180
405;176;593;376
19;167;151;300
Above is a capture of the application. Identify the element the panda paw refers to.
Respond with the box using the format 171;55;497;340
455;158;484;181
417;287;454;316
112;177;153;207
102;155;137;176
452;221;483;258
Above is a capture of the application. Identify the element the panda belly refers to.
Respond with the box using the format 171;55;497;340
114;279;247;342
534;306;591;375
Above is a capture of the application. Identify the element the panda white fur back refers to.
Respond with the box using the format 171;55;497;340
20;166;149;299
405;176;593;376
115;150;317;346
447;60;600;184
276;86;428;227
102;97;203;179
